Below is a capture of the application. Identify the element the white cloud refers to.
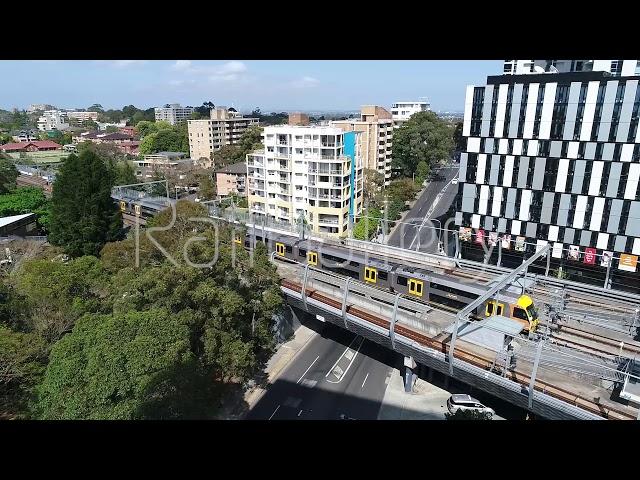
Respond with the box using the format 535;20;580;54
110;60;146;68
291;76;320;88
171;60;192;71
169;60;248;83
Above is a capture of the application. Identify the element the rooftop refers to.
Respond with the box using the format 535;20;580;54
0;213;34;228
216;162;247;175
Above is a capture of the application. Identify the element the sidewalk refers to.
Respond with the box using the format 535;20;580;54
377;369;451;420
243;324;317;411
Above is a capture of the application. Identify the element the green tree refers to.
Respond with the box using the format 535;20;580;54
86;104;104;113
33;308;196;420
0;187;51;231
48;150;123;257
197;173;216;200
415;160;430;185
237;125;264;154
392;111;454;178
0;327;47;418
105;125;119;133
453;121;465;152
0;154;18;194
363;168;385;207
353;207;381;240
135;120;159;138
212;144;242;168
386;178;420;204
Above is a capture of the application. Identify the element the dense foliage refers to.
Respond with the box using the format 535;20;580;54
48;150;123;256
211;125;263;167
0;155;18;194
392;111;454;178
138;121;189;155
0;200;284;419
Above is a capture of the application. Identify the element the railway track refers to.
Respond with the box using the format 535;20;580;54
280;277;637;420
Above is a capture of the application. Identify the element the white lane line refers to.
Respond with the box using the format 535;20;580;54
268;404;281;420
361;372;370;390
409;175;457;249
326;337;364;384
297;410;303;417
297;355;320;384
325;335;361;379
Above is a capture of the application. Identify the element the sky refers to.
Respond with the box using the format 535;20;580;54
0;60;501;113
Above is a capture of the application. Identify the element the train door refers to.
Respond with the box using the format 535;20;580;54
307;251;318;266
364;266;377;284
485;300;505;317
119;200;126;212
408;278;424;297
275;242;286;257
134;204;141;216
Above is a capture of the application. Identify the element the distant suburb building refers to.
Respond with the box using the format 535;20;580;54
37;110;69;131
247;120;363;237
215;162;247;198
1;140;62;153
391;101;431;127
187;107;259;167
332;105;393;185
154;103;195;125
72;131;139;155
66;111;99;123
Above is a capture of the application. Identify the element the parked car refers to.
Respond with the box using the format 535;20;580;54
447;394;495;418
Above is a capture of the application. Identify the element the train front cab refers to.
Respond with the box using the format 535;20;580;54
485;294;538;332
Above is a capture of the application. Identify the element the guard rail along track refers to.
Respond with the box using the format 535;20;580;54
275;256;636;420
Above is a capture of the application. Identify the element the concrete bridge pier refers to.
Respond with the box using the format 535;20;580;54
404;356;417;393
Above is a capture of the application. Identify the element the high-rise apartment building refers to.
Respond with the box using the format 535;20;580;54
187;107;259;167
390;101;431;127
504;60;640;76
154;103;195;125
455;62;640;283
37;110;69;131
332;106;393;185
247;121;363;237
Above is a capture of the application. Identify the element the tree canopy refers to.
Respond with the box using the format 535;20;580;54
0;155;18;194
48;150;123;257
0;187;51;231
391;111;454;178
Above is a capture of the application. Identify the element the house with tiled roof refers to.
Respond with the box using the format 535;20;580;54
0;140;62;153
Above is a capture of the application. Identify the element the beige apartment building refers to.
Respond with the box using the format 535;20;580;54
247;115;363;237
188;107;259;167
215;162;247;198
332;105;393;185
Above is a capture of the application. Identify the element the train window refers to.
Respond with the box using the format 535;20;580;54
512;307;528;321
299;248;307;258
365;267;377;284
378;271;388;281
276;242;285;256
286;245;293;254
408;279;424;297
307;252;318;266
119;201;126;212
350;261;359;267
397;276;408;286
496;303;504;316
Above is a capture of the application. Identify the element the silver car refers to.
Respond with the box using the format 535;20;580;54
447;394;495;418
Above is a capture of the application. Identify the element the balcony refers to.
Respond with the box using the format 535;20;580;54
318;217;339;225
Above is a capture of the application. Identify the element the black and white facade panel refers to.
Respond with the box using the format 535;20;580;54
455;70;640;271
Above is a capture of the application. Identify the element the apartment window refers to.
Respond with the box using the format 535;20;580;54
590;83;607;141
573;83;588;140
503;85;514;137
532;84;546;138
470;87;484;136
517;84;529;138
627;84;640;142
504;63;513;73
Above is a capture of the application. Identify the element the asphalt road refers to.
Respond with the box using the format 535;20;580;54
387;166;459;253
247;322;394;420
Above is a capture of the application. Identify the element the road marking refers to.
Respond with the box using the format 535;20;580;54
268;404;280;420
297;410;303;417
361;372;370;390
325;335;361;379
409;174;457;249
326;337;364;384
296;355;320;384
